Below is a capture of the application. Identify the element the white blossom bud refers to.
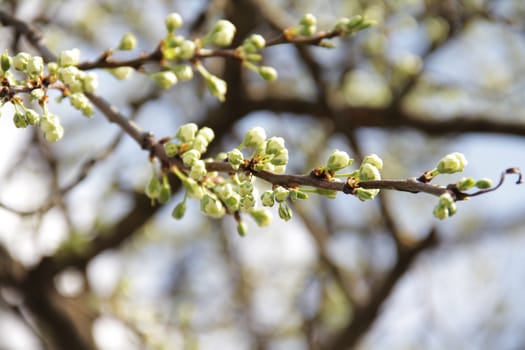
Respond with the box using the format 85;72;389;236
25;109;40;126
118;32;137;50
359;163;381;181
362;154;383;170
172;64;194;81
179;40;196;59
12;52;31;71
208;20;236;47
58;48;80;67
165;13;183;32
192;134;209;154
58;66;81;85
82;72;98;93
189;159;207;180
150;71;178;89
326;149;352;172
197;127;215;143
176;123;198;142
200;194;225;218
240;194;256;210
274;187;289;203
205;74;227;101
182;149;201;166
436;152;467;174
242;127;266;148
228;148;244;170
27;56;44;76
110;67;134;80
265;137;285;155
355;188;379;201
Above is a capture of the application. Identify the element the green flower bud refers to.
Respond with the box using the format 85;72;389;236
200;194;225;218
150;71;178;89
238;181;253;196
1;50;11;72
271;149;288;166
59;66;81;85
82;72;98;93
172;200;186;219
457;177;476;191
189;159;207;180
182;149;201;166
25;109;40;126
475;178;493;189
249;209;272;227
145;175;161;199
278;202;293;221
183;177;204;199
39;114;60;133
81;104;94;117
299;13;317;36
237;221;248;236
110;67;134;80
176;123;198;142
433;205;449;220
274;187;289;203
436;152;468;174
179;40;196;60
359;163;381;181
208;20;236;47
13;52;31;71
13;111;27;128
242;127;266;148
438;192;454;207
362;154;383;170
240;194;256;210
224;192;241;211
47;62;59;74
118;32;137;50
69;93;90;110
290;189;308;201
300;13;317;27
191;134;209;154
265;137;285;155
158;179;172;204
197;127;215;143
261;190;275;207
243;34;266;53
164;142;179;157
165;13;183;32
258;66;278;81
205;74;227;101
172;64;194;81
58;48;80;67
327;149;352;172
228;148;244;170
27;56;44;76
354;188;379;201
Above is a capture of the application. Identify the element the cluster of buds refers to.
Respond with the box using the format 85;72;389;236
230;126;289;174
433;192;457;220
160;124;293;235
354;154;383;201
334;15;377;36
261;186;308;221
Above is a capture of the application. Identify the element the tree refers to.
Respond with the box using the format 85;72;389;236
0;1;523;349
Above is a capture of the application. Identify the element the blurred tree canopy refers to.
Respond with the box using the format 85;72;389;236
0;0;524;349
